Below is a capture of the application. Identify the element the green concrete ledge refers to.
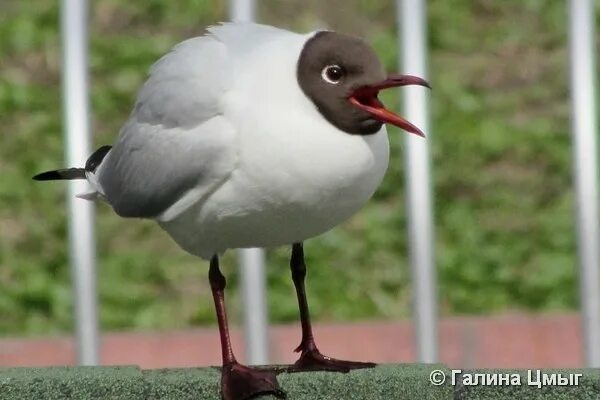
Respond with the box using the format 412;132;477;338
1;364;600;399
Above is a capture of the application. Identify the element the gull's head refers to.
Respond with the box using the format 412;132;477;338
297;31;430;137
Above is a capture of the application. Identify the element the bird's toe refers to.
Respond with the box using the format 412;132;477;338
221;362;286;400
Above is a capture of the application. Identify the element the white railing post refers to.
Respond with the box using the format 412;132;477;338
228;0;270;366
567;0;600;367
397;0;439;363
61;0;99;365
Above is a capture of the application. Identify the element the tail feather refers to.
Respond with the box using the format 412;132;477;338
33;168;86;181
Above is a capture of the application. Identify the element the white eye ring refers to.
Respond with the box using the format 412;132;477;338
321;65;344;84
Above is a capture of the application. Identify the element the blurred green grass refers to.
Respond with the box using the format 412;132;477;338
0;0;596;335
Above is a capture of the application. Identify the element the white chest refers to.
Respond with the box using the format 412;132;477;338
172;119;389;257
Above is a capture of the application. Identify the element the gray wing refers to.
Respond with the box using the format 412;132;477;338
96;33;237;220
98;117;236;219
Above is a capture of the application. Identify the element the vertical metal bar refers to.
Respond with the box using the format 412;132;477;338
397;0;438;362
238;249;269;365
568;0;600;368
228;0;270;366
60;0;99;365
229;0;256;22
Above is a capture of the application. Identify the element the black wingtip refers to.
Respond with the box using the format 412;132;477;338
85;145;112;172
32;168;86;181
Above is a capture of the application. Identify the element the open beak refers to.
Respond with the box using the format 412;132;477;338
348;74;431;137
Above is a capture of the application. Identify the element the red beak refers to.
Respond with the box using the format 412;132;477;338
348;74;430;137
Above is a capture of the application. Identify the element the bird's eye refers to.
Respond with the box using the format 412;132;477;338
321;65;344;84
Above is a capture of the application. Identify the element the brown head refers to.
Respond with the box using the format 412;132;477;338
297;31;429;136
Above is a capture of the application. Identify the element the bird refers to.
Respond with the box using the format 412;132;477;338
34;22;430;400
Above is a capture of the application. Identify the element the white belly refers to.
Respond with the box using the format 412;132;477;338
159;126;389;259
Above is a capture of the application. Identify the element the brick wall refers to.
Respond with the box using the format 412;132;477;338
0;313;582;368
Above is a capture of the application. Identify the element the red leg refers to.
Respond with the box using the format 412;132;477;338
209;256;285;400
288;243;376;373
